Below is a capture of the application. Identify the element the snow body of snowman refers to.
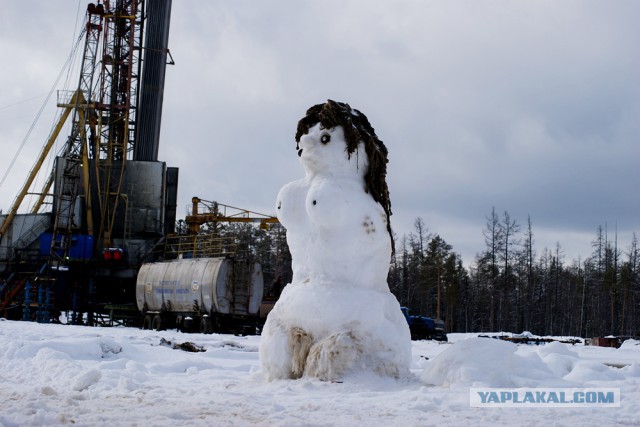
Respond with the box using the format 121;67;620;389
260;100;411;381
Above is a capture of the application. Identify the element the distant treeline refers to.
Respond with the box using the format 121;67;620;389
186;208;639;338
388;210;639;338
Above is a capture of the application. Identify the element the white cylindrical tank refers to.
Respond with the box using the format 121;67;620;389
136;257;263;316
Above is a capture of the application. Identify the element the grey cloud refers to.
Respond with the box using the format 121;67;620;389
0;0;638;264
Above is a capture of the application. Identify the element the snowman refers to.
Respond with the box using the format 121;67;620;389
260;100;411;381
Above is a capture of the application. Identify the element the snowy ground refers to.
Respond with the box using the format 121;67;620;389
1;319;639;426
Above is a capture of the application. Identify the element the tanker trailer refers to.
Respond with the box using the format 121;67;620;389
136;257;263;334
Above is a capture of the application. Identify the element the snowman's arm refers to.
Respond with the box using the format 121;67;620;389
276;179;310;231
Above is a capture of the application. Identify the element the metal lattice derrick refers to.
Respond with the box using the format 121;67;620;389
65;4;103;160
93;0;143;248
95;0;141;160
49;4;105;266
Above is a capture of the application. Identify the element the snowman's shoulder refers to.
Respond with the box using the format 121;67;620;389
276;179;309;205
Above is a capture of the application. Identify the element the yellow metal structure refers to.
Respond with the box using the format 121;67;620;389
161;234;238;259
30;174;54;215
185;197;279;235
0;90;91;239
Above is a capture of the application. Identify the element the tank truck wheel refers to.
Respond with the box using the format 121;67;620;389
142;315;152;330
200;317;213;334
152;314;164;331
213;316;223;333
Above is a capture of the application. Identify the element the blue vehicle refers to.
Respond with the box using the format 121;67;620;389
401;307;447;341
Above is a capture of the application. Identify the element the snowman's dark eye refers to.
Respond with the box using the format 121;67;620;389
320;134;331;144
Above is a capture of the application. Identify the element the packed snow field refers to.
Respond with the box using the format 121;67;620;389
1;319;639;426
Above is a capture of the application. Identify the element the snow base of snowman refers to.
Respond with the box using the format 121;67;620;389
259;101;411;381
261;283;411;381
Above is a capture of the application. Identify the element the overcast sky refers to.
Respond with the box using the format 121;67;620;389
1;1;638;265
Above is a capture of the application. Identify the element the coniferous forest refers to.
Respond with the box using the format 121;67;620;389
193;209;639;338
387;211;639;338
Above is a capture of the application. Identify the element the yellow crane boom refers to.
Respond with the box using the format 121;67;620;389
0;90;91;239
184;197;278;235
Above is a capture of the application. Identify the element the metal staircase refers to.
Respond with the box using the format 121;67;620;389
0;216;50;318
232;262;253;315
10;216;50;257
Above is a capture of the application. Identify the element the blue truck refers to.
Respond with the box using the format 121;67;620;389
401;307;447;341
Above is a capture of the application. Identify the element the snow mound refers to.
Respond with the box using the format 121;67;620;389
513;331;534;338
621;339;640;349
5;335;122;360
563;360;625;382
421;337;557;387
534;341;579;377
420;336;639;388
536;340;578;358
72;369;102;391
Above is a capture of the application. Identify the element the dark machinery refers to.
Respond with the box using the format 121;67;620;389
0;0;177;324
401;307;447;341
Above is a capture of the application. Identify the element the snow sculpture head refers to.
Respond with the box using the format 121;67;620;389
260;100;411;382
295;100;394;252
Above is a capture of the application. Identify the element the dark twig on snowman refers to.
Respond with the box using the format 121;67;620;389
260;100;411;381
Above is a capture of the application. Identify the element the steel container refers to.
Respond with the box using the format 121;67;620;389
136;257;263;315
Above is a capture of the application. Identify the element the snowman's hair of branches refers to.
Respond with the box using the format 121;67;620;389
295;99;394;254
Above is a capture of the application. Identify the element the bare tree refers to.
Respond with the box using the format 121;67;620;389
482;207;503;331
499;210;520;330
